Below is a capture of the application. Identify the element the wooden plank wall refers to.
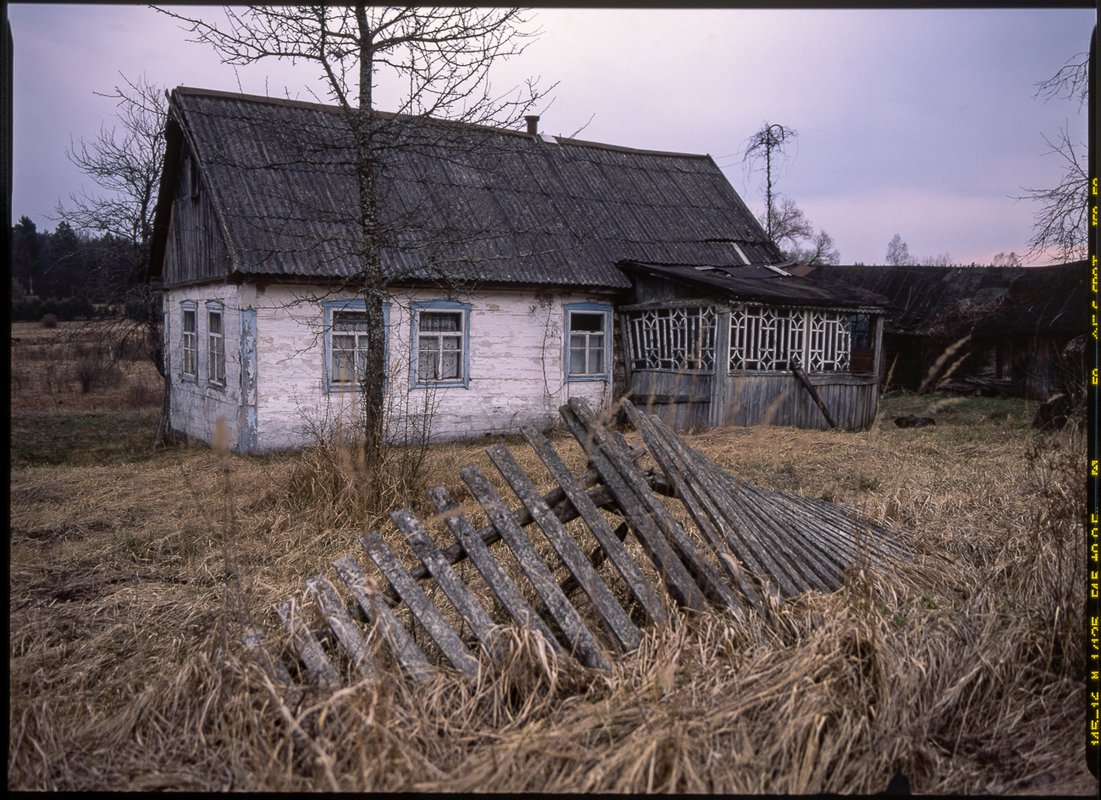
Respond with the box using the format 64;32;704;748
629;370;878;431
628;370;713;430
723;374;878;431
163;151;231;286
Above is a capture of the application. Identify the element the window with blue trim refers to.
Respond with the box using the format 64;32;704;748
565;303;612;381
324;300;390;392
180;301;197;379
206;301;225;386
412;301;470;387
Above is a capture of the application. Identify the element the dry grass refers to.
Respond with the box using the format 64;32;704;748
7;325;1093;793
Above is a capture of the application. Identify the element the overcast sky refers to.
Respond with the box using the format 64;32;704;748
8;3;1093;265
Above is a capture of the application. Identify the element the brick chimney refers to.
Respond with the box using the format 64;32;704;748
525;115;539;136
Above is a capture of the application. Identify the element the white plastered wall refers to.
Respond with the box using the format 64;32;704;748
164;283;256;449
174;283;616;451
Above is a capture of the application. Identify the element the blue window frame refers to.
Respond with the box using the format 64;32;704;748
180;300;197;380
323;299;391;392
564;302;612;382
205;300;226;387
411;300;471;388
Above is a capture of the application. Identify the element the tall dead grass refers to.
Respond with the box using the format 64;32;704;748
7;396;1092;793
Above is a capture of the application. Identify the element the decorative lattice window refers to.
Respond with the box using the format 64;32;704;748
804;310;851;372
628;306;716;372
730;306;854;373
729;307;806;371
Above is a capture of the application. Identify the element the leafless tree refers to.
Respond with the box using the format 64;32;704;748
1016;48;1089;262
885;233;912;266
58;74;166;264
992;251;1022;267
884;233;953;267
756;196;838;265
56;74;170;444
155;5;551;470
792;229;840;266
742;122;797;241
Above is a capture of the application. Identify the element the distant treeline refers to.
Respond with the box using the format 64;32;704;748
11;216;150;317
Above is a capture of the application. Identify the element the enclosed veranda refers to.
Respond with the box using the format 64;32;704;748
618;262;886;432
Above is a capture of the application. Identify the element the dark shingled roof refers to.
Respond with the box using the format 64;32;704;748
794;262;1088;337
153;87;782;289
621;261;887;310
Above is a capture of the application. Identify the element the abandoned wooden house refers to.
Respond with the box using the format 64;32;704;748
149;87;886;452
791;261;1089;399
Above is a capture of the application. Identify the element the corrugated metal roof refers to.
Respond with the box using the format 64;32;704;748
160;87;782;289
621;262;887;310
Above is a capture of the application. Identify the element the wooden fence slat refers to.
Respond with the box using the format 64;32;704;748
634;405;833;596
242;627;299;690
557;405;704;611
360;532;480;679
305;575;379;682
277;598;341;691
523;425;667;626
623;404;771;614
568;398;744;612
332;556;435;681
563;399;733;611
426;486;564;653
383;480;622;607
460;464;612;671
390;508;501;657
487;443;643;652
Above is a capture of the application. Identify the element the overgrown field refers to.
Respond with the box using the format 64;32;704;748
8;321;1094;793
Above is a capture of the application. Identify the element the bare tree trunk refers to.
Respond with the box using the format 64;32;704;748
354;5;386;471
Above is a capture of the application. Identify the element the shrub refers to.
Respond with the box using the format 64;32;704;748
124;299;152;323
73;356;122;394
11;298;43;322
40;313;59;329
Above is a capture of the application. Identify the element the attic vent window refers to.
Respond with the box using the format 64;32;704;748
189;156;201;201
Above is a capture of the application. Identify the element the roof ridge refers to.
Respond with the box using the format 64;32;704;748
171;85;711;161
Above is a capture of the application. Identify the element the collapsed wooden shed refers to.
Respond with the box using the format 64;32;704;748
617;262;888;431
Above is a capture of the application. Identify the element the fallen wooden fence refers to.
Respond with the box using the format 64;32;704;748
247;398;910;690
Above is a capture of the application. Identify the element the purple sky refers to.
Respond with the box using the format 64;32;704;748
8;4;1093;265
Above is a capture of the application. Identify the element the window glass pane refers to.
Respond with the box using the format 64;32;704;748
570;346;586;374
589;341;604;373
209;311;222;335
419;335;439;354
421;311;460;332
418;350;437;380
571;312;604;332
183;310;196;333
331;335;354;382
333;351;355;382
440;350;460;379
